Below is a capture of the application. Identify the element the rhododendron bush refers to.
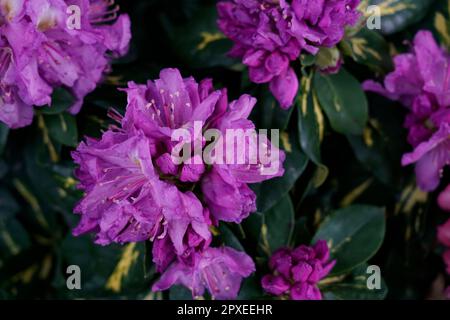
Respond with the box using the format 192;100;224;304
1;0;450;301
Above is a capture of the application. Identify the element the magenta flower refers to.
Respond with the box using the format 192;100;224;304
261;240;335;300
217;0;361;108
438;219;450;248
438;219;450;275
120;68;285;224
438;185;450;212
71;130;212;272
364;31;450;278
443;250;450;275
363;30;450;107
0;0;131;128
364;31;450;195
152;246;255;299
201;166;257;223
72;68;284;299
401;123;450;192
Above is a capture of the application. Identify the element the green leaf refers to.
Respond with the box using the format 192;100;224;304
346;98;407;186
169;285;193;300
340;28;393;74
237;275;263;300
111;243;149;296
0;188;30;260
300;54;317;67
368;0;435;35
0;160;7;179
0;218;30;258
347;134;393;185
297;72;329;187
251;86;294;131
322;264;388;300
0;123;9;155
298;73;323;164
46;113;78;147
259;195;295;256
218;223;244;252
59;236;149;298
254;131;308;213
433;1;450;48
241;212;263;250
165;5;235;68
292;216;312;247
41;88;75;115
0;188;19;219
21;141;79;230
312;205;386;275
314;68;368;135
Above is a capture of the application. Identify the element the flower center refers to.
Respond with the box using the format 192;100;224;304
146;89;186;129
37;8;58;32
0;0;17;22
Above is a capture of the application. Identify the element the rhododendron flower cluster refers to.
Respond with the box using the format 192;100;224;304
364;31;450;287
0;0;131;128
71;68;285;299
217;0;361;109
261;240;335;300
363;31;450;210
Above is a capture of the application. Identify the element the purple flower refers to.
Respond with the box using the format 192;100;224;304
438;185;450;212
261;274;290;295
122;69;222;139
401;123;450;192
217;0;361;108
71;130;212;271
0;0;131;128
363;31;449;108
290;282;322;300
364;31;450;195
438;219;450;248
72;68;284;299
364;31;450;278
443;250;450;275
152;246;255;299
268;247;292;278
201;166;257;223
121;68;285;223
261;240;335;300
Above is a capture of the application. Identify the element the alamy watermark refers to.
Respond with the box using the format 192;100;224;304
366;265;382;290
66;265;81;290
366;5;382;30
66;5;81;30
170;121;281;176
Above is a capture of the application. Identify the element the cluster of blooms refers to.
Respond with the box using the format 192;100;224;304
71;68;285;299
364;31;450;208
0;0;131;128
261;240;335;300
217;0;361;109
363;30;450;293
